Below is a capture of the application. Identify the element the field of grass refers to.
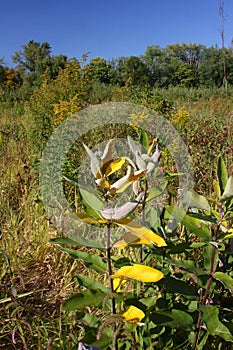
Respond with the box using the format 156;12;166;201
0;86;232;349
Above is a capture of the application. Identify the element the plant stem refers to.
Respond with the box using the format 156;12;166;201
106;221;118;350
139;179;148;292
107;221;116;314
140;179;148;263
192;243;218;350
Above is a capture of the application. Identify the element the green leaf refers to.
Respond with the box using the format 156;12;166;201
217;156;228;195
165;258;208;276
166;206;211;241
163;172;185;178
79;186;104;213
222;232;233;240
113;257;132;269
146;181;167;202
50;236;104;250
203;244;218;271
188;212;218;224
140;129;149;149
76;274;109;293
199;305;233;342
150;309;193;330
180;190;210;211
59;247;107;273
90;328;113;350
79;312;99;328
167;242;206;254
219;176;233;202
63;289;105;311
1;250;10;265
213;272;233;291
164;276;197;297
146;207;161;228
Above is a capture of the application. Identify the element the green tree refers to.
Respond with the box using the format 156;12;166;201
46;54;68;80
142;45;164;86
113;56;149;86
175;63;197;87
87;57;114;84
0;58;6;85
142;43;205;87
12;40;67;88
199;46;224;87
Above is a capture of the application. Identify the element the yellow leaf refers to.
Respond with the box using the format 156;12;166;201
115;219;167;247
122;305;145;324
76;211;107;225
95;178;110;189
113;232;154;248
147;137;158;155
222;230;233;240
111;264;164;283
213;179;221;198
101;157;125;177
113;277;127;292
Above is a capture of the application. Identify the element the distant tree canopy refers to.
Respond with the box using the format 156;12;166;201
11;40;67;88
1;40;233;92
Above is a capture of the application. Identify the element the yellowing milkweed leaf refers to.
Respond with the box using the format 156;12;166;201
95;178;110;189
76;211;107;225
76;211;100;225
103;157;125;177
213;179;221;198
217;156;228;195
147;137;158;155
122;305;145;324
115;219;167;247
113;277;127;292
113;231;152;248
111;264;164;283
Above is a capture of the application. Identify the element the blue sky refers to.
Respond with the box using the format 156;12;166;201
2;0;233;66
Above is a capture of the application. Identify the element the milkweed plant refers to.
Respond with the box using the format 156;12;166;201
51;132;233;350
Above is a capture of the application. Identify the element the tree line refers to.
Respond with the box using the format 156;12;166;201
0;40;232;94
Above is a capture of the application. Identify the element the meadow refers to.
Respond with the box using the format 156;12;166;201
0;82;232;349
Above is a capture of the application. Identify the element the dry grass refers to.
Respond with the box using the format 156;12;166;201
0;111;86;349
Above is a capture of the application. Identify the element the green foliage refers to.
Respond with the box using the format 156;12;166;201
12;40;67;88
53;136;233;349
87;57;115;84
